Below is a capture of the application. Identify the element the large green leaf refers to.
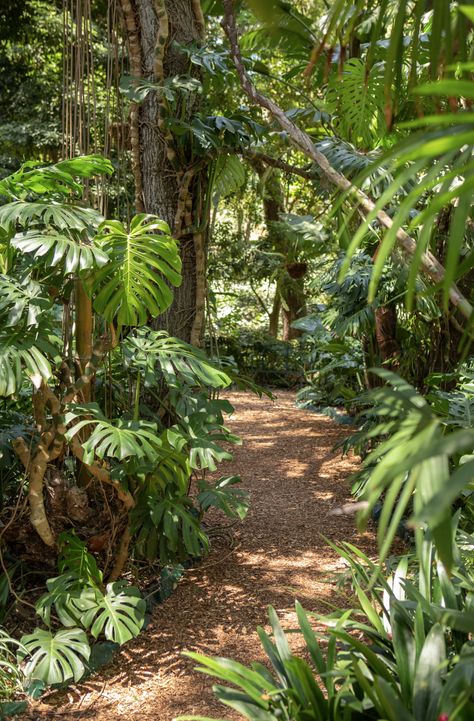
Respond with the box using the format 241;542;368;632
18;628;90;685
0;201;101;235
0;275;51;328
57;532;102;585
35;573;84;628
412;624;446;721
198;476;249;520
0;155;113;198
327;58;385;148
92;214;182;326
123;329;231;389
212;155;246;206
240;0;314;57
65;403;162;464
78;582;145;645
171;411;239;471
11;230;109;273
0;327;58;396
134;494;209;564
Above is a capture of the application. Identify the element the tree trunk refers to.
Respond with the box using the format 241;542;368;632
374;305;400;367
268;288;280;338
120;0;207;342
282;280;306;341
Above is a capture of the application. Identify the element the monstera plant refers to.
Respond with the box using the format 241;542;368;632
0;155;248;686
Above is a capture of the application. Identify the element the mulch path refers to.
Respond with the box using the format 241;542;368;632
26;390;374;721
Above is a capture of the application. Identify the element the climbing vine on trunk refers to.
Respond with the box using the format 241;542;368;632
119;0;209;343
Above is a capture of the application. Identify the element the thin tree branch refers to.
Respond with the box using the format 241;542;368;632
242;150;315;180
221;0;473;321
249;279;271;318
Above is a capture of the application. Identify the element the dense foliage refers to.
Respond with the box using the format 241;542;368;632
0;0;474;718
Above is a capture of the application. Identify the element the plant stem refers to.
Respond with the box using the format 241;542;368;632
134;371;141;422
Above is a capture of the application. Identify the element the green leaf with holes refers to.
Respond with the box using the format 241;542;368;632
18;628;90;685
78;582;145;645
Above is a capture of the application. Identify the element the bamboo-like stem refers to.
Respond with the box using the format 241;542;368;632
75;279;93;402
221;0;473;321
133;371;141;421
74;281;94;488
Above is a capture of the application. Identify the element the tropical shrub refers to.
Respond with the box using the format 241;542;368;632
0;154;250;691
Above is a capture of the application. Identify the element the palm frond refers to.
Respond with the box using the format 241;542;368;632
341;109;474;307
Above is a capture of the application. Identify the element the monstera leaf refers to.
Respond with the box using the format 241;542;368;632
11;230;109;274
327;58;385;148
78;582;145;645
35;573;90;630
123;328;231;389
133;491;209;564
0;327;59;396
151;434;192;494
198;476;249;520
173;410;241;471
0;201;101;235
92;214;182;326
18;628;90;685
0;275;52;328
65;403;162;464
57;532;102;585
211;154;246;206
0;155;112;199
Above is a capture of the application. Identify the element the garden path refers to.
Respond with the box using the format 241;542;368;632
29;390;373;721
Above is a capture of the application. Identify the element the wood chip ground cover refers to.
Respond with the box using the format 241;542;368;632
25;390;374;720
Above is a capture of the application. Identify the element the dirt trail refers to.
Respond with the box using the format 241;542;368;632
30;390;373;721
